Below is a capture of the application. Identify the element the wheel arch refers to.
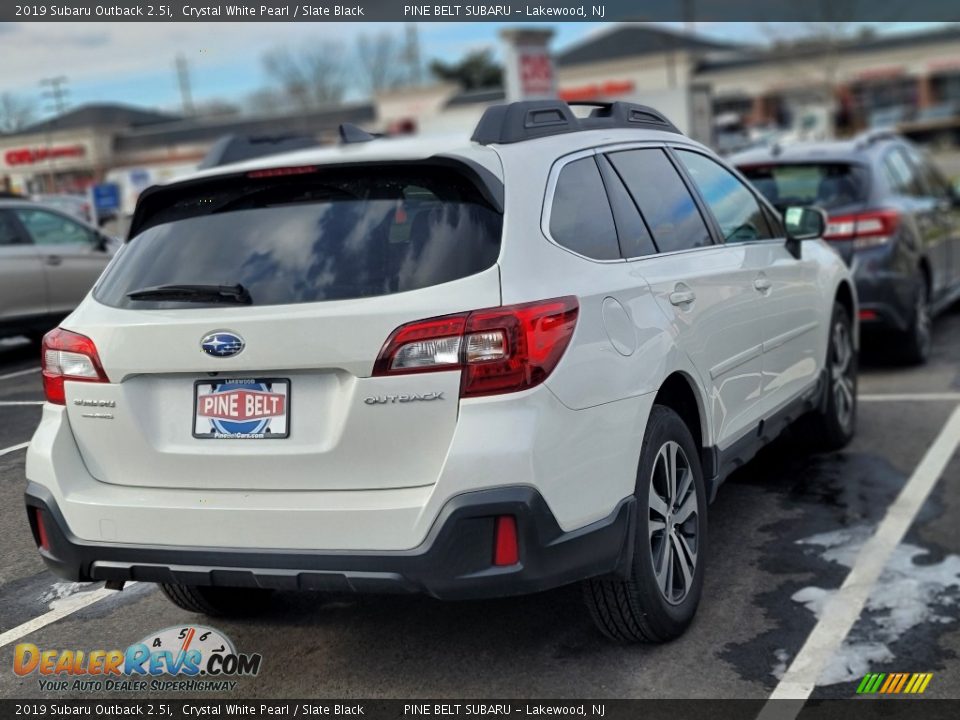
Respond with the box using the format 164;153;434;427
652;371;710;476
834;279;857;350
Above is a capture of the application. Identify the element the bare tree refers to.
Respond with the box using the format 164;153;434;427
0;92;36;133
262;42;348;111
355;32;405;94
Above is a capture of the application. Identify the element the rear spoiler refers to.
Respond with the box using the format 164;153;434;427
127;155;505;239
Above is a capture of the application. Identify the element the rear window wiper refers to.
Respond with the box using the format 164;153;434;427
126;283;252;304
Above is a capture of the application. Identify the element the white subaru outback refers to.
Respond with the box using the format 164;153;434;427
25;101;857;642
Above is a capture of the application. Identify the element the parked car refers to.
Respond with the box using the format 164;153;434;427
0;199;117;342
32;194;93;224
734;132;960;364
25;101;855;643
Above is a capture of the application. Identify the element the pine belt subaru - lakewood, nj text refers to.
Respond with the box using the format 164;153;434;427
25;101;857;642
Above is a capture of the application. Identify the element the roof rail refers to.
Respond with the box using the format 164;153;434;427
853;128;900;150
471;99;683;145
339;123;381;144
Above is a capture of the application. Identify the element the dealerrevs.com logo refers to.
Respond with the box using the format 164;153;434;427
14;625;262;693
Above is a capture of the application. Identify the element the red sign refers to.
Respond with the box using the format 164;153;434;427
4;145;86;166
519;51;554;96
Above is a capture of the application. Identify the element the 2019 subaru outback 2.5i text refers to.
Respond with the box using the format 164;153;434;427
25;101;857;642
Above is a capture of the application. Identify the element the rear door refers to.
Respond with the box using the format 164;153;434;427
673;149;822;418
0;209;48;323
602;146;764;448
13;207;111;314
61;163;504;493
905;145;960;295
881;146;950;302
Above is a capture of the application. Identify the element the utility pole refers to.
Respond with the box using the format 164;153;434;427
176;54;195;115
404;24;422;86
40;76;69;193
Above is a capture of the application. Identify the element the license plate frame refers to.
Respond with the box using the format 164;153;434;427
193;377;291;440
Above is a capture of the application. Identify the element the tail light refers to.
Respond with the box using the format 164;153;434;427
41;328;108;405
824;209;900;249
373;297;579;398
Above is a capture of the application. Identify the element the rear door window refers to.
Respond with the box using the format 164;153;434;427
883;148;925;197
548;156;621;260
606;148;713;253
14;208;98;246
675;150;774;243
94;166;502;308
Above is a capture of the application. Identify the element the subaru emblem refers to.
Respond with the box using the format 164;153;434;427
200;331;245;358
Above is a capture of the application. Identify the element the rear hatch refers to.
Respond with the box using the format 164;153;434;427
62;162;503;491
738;160;871;265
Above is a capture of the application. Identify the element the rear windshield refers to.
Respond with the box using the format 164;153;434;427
738;163;869;211
94;166;502;308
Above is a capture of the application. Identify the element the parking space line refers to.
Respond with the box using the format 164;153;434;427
0;584;137;649
0;442;29;458
760;404;960;713
0;367;40;381
0;401;43;407
860;392;960;402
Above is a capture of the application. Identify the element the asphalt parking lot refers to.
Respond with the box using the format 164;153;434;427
1;308;959;702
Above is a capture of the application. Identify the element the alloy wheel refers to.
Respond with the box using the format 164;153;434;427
914;291;932;358
831;319;855;432
648;441;699;605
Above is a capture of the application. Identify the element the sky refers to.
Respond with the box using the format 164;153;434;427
0;21;948;119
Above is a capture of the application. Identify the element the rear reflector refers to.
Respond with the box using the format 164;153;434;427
41;328;108;405
493;515;519;567
32;507;50;551
859;309;878;321
374;297;579;398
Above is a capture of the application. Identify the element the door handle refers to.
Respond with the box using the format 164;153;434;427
754;277;772;293
669;290;696;306
45;255;62;267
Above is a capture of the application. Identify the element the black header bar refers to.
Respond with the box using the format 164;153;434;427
3;0;959;22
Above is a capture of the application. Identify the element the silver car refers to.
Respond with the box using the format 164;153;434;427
0;199;116;342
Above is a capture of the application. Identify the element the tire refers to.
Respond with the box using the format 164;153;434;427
802;301;857;451
159;584;273;617
583;405;707;643
899;275;932;365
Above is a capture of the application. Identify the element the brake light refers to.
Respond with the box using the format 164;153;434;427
824;209;900;246
246;165;317;178
41;328;108;405
373;297;579;398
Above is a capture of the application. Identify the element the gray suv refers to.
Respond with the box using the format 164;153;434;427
733;132;960;364
0;199;115;342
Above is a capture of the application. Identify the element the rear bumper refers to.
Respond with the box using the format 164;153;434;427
852;255;916;333
25;482;635;600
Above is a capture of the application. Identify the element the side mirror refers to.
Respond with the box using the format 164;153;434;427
783;206;828;259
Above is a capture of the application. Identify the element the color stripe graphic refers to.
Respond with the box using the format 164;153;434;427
856;672;932;694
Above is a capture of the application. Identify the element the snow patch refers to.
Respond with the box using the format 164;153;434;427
781;526;960;686
41;581;95;610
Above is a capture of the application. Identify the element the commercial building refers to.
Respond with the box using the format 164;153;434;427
3;23;958;201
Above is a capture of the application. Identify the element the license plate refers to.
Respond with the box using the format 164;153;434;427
193;378;290;439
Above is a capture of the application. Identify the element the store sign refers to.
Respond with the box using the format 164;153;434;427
3;144;87;167
518;49;555;97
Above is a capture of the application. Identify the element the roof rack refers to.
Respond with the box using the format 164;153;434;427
853;128;900;150
471;99;682;145
339;123;382;144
